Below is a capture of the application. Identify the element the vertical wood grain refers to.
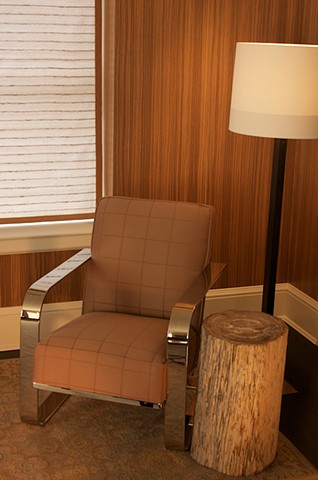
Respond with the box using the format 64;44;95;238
1;0;317;309
114;0;317;293
0;251;87;308
279;0;318;299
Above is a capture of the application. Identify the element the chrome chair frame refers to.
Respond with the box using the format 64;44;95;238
20;247;225;450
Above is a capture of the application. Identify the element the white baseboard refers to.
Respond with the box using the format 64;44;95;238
0;301;82;351
1;283;317;351
206;283;318;345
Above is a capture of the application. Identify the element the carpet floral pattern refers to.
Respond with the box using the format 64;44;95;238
0;359;317;480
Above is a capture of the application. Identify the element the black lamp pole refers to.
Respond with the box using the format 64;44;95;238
261;138;288;315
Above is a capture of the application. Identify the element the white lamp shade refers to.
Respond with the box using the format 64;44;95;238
229;43;318;139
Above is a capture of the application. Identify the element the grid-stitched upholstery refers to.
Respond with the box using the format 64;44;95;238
83;196;214;318
34;197;214;403
34;312;169;403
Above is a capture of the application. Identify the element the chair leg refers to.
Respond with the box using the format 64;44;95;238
20;319;68;425
164;342;190;450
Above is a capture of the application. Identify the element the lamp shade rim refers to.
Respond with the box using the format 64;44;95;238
235;41;318;48
229;110;318;139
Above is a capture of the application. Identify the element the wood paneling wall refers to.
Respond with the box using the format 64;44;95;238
113;0;318;299
0;251;86;308
279;1;318;300
1;0;317;309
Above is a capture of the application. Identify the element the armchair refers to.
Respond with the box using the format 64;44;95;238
20;196;225;450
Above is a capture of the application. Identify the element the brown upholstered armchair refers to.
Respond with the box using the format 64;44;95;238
20;196;225;450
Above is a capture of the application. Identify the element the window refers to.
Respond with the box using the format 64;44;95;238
0;0;102;223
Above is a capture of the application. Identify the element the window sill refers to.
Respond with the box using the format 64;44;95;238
0;220;93;255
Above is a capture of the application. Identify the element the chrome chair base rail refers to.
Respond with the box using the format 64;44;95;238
38;391;69;426
32;381;194;450
33;382;164;411
20;391;68;426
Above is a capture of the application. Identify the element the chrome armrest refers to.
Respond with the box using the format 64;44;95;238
165;262;226;450
20;247;92;425
167;262;226;345
20;248;92;322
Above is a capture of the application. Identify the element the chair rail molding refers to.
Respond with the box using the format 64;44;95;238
1;283;317;352
206;283;318;345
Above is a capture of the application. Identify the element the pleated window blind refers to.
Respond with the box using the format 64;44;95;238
0;0;99;222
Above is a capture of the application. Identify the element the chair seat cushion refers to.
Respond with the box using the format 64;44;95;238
34;312;169;404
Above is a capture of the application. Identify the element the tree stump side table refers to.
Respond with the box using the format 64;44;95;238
190;310;288;476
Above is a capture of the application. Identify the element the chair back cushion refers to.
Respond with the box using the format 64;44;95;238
83;196;214;319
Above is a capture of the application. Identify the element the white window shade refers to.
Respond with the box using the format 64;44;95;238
0;0;97;220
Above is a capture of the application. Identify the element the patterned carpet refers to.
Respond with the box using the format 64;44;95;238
0;359;317;480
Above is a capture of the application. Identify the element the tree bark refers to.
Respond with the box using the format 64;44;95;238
191;310;288;476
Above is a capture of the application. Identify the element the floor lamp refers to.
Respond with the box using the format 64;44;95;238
229;43;318;315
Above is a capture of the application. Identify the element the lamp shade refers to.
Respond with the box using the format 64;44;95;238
229;42;318;139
